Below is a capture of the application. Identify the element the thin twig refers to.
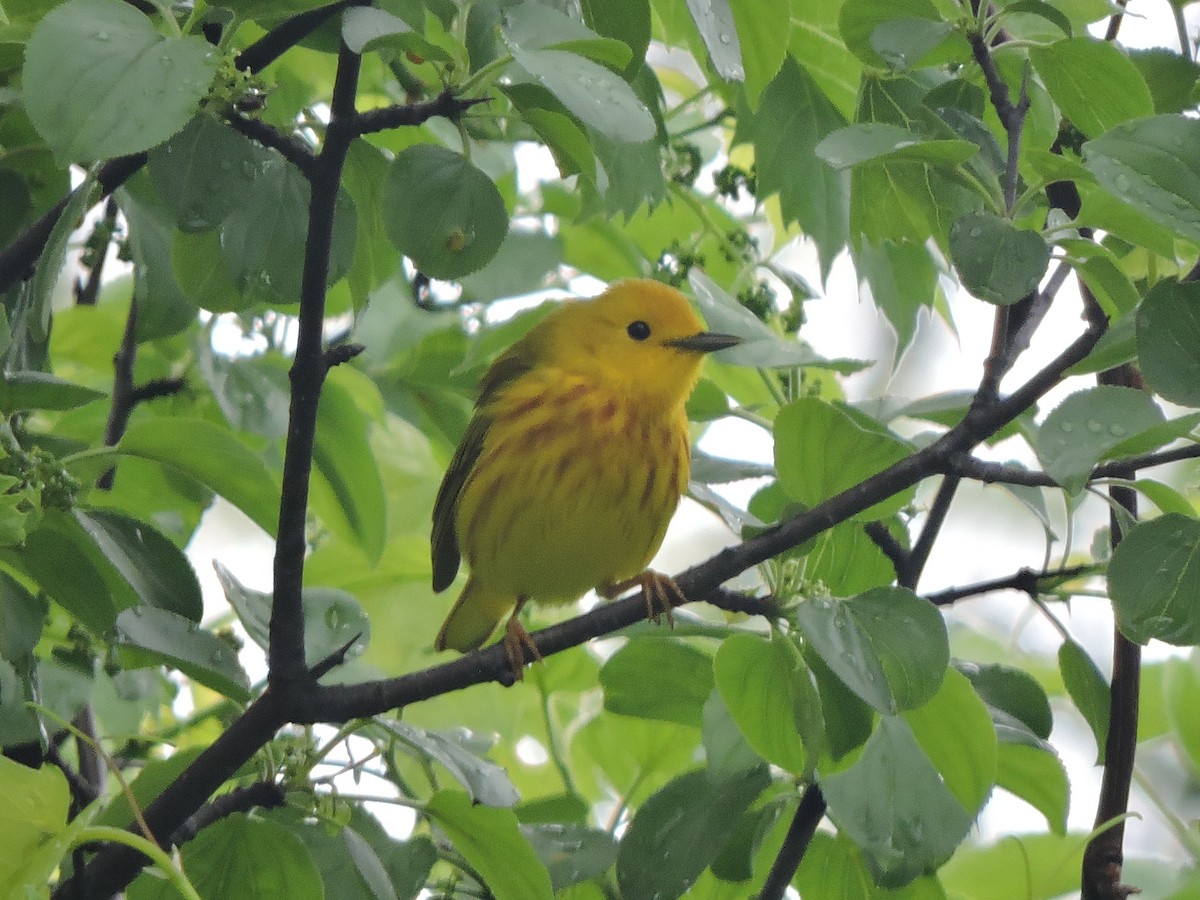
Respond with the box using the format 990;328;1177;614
97;299;138;491
899;473;960;589
353;91;490;135
226;115;317;180
950;443;1200;488
863;520;908;577
168;782;287;846
925;563;1097;607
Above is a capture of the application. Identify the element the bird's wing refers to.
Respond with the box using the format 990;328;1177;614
430;348;536;593
431;413;489;592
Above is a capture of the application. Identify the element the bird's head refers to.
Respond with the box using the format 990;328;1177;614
539;279;741;408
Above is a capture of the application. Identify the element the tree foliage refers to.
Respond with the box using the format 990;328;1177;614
1;0;1200;897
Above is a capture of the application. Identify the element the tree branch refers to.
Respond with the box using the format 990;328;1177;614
168;781;287;847
0;2;367;296
1083;365;1142;900
353;91;490;135
950;443;1200;489
226;114;317;180
759;786;827;899
97;299;139;491
269;43;362;688
925;563;1097;607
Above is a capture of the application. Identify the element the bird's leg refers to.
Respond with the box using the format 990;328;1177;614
599;570;686;627
502;596;541;680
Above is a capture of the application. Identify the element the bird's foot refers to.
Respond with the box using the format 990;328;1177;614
502;612;541;681
600;570;685;627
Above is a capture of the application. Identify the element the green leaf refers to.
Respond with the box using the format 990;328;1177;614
147;113;272;233
615;766;771;900
118;176;200;340
852;239;939;353
939;832;1088;900
116;417;280;536
27;175;98;348
21;0;218;162
0;372;104;413
902;669;996;816
0;509;128;633
380;721;519;807
74;508;202;622
524;824;617;891
581;0;650;76
96;746;203;829
996;743;1069;834
503;3;632;70
114;606;250;701
1137;279;1200;407
1163;651;1200;776
1001;1;1072;37
713;633;821;773
1108;513;1200;646
684;0;743;82
793;587;949;714
0;755;70;892
838;0;942;68
600;637;713;727
1034;386;1166;495
0;571;44;663
1129;47;1200;115
739;57;848;276
729;0;788;107
701;689;764;778
960;661;1053;740
774;397;915;520
796;832;948;899
282;808;436;900
1029;37;1153;139
460;230;562;302
1059;237;1140;317
382;145;509;280
820;716;973;888
1082;115;1200;244
219;155;357;305
171;814;321;900
425;791;553;900
505;39;655;142
689;272;866;371
817;123;979;169
341;7;452;61
214;563;369;671
805;521;896;595
313;369;386;565
950;212;1050;306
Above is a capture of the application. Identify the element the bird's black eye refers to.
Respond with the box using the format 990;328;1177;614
627;320;651;341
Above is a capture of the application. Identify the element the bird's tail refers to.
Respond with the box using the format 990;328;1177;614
434;577;514;652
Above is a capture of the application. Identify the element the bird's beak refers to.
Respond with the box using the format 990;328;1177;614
666;332;742;353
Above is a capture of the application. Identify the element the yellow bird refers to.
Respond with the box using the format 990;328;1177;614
430;279;740;675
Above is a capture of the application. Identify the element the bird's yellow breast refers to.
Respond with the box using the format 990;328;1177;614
455;369;690;603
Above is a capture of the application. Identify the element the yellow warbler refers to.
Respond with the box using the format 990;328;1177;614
430;279;739;674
